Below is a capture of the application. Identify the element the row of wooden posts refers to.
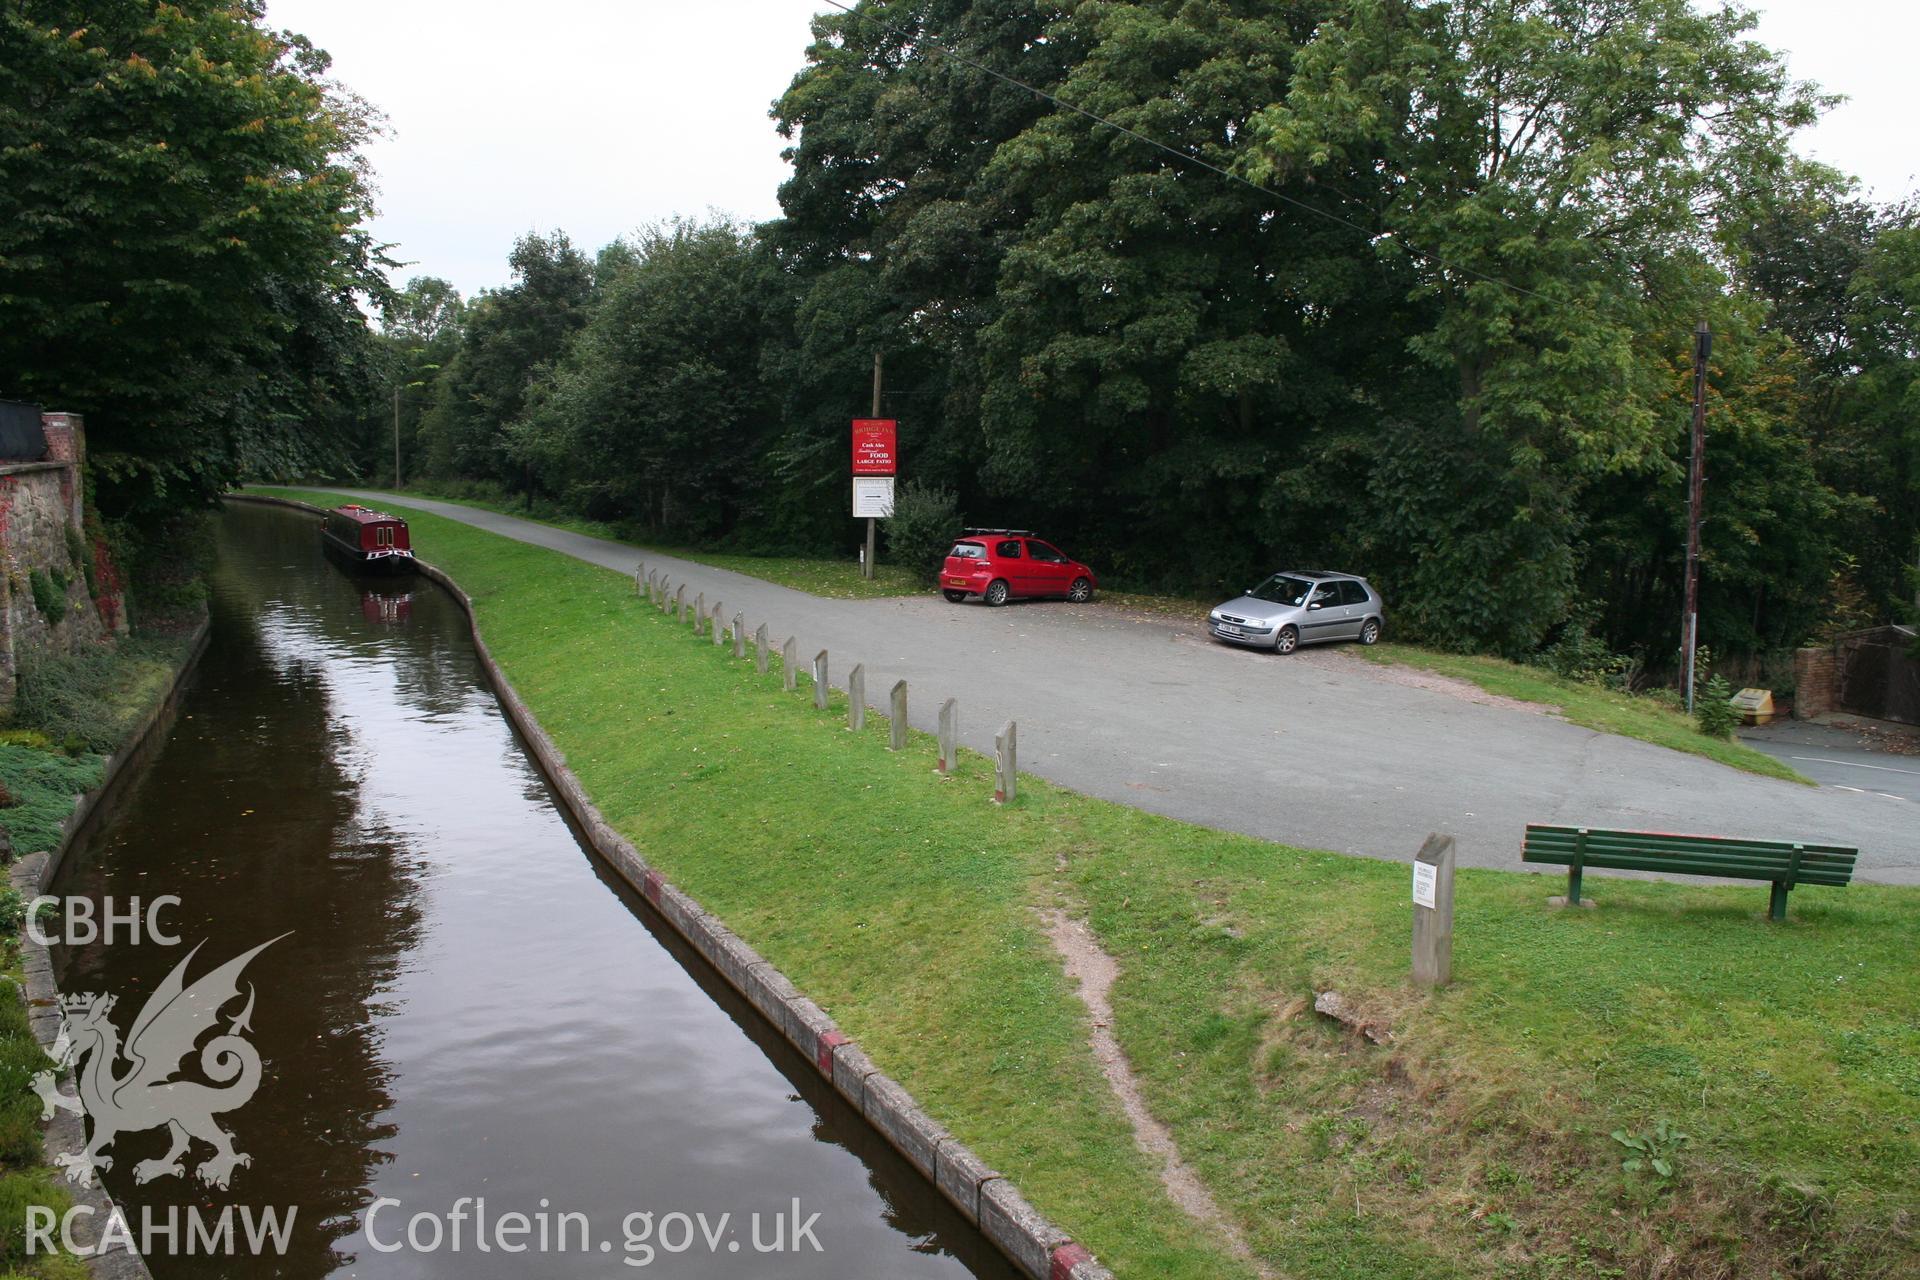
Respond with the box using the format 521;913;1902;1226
637;564;1019;803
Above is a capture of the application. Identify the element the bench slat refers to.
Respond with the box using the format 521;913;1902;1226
1522;843;1855;880
1525;834;1853;863
1525;852;1855;885
1524;826;1855;860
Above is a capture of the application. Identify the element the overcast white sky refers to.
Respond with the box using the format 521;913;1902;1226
261;1;1919;300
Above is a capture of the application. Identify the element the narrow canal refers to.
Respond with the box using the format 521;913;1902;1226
50;502;1018;1279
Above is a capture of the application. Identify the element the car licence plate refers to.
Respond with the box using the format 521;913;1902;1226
1217;624;1243;637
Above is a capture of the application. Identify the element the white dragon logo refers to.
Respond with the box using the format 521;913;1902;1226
37;936;284;1190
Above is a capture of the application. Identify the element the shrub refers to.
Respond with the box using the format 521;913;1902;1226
0;889;21;932
1695;674;1740;740
11;637;179;753
27;569;66;626
1533;609;1636;688
884;480;962;585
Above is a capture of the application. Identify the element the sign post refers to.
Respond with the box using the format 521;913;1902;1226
852;410;897;579
1412;833;1456;988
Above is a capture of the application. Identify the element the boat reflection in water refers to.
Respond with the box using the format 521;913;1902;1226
360;588;413;625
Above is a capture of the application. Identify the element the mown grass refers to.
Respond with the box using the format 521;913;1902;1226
252;488;1919;1280
354;482;927;599
1361;642;1811;784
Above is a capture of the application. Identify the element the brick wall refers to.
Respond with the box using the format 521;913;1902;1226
1793;647;1836;719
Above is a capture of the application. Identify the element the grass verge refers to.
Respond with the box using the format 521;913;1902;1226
252;488;1918;1280
339;481;927;599
1361;642;1811;784
0;929;88;1280
0;632;192;856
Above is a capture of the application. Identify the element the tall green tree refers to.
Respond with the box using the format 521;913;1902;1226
418;232;593;487
1742;189;1919;624
1244;0;1820;651
375;276;466;484
0;0;388;519
527;220;776;537
765;0;1070;549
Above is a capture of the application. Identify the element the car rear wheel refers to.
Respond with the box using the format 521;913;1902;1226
1068;577;1093;603
984;579;1011;607
943;589;967;603
1274;625;1299;655
1359;618;1381;646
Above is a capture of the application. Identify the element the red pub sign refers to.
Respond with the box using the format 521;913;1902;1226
851;419;897;476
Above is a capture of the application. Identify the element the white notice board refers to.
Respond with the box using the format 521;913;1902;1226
1412;861;1438;910
853;476;896;518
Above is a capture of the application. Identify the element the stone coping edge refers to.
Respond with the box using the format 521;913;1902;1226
9;609;213;1280
223;492;1116;1280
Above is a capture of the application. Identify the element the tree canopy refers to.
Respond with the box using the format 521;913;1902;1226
349;0;1917;670
0;0;388;521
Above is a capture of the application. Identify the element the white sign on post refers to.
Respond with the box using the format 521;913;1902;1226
1412;860;1438;910
853;476;896;518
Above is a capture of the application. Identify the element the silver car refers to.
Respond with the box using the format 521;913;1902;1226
1207;571;1386;654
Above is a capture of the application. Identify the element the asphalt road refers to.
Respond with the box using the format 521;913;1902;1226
319;490;1918;886
1740;721;1920;805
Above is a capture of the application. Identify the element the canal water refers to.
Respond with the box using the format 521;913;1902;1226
50;502;1018;1279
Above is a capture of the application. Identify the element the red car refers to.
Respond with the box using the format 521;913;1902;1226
941;529;1099;606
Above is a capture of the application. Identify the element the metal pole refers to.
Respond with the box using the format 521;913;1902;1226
393;385;402;489
1683;320;1710;713
865;350;882;580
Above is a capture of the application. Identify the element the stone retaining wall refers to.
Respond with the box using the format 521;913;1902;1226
224;493;1115;1280
0;412;130;710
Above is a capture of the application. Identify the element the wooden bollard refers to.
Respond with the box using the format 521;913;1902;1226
889;681;907;751
675;585;686;620
755;624;769;673
813;650;830;710
1412;833;1457;988
635;564;644;596
848;664;865;731
733;613;745;659
694;592;705;629
712;602;725;645
782;637;797;691
938;698;957;775
994;721;1017;803
657;577;668;611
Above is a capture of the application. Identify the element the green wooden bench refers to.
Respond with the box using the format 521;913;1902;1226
1521;824;1859;921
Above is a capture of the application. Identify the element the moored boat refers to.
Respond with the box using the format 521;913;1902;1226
321;504;415;572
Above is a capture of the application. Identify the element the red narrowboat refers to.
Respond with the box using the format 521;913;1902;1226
321;505;415;573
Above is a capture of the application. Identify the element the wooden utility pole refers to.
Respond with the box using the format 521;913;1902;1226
865;350;882;580
1682;321;1711;713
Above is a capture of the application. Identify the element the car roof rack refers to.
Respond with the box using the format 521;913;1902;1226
961;527;1037;538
